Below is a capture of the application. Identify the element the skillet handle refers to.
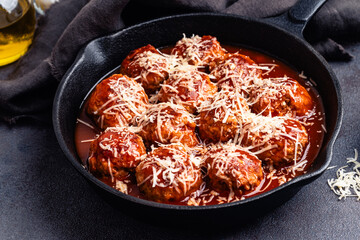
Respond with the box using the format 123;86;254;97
265;0;326;38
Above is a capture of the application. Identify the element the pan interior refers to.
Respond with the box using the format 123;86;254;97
53;13;340;211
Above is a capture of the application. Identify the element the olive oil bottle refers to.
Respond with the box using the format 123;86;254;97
0;0;36;66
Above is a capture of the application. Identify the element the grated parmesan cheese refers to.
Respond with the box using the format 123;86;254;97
115;180;128;194
82;35;324;205
328;149;360;200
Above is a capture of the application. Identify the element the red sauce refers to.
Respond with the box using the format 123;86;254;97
74;45;325;206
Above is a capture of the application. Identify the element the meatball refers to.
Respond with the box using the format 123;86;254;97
137;102;199;147
86;74;148;130
204;143;263;194
120;44;171;93
171;35;226;69
88;127;146;180
209;53;262;93
198;86;251;143
136;143;203;202
240;116;309;167
157;67;218;113
249;77;313;117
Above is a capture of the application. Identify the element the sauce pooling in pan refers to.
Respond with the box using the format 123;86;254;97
75;35;325;206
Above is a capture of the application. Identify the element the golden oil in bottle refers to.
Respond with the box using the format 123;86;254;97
0;0;36;66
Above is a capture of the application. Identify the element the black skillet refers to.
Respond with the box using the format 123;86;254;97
53;0;342;224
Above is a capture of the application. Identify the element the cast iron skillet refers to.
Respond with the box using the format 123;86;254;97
53;0;342;224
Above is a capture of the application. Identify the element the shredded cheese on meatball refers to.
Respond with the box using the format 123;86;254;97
158;66;217;112
129;50;183;81
205;143;262;188
96;127;144;160
240;116;307;162
93;75;148;129
198;85;250;118
211;57;263;91
172;34;225;66
137;144;201;194
136;102;196;144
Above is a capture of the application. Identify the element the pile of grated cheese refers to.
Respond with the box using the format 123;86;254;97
327;149;360;200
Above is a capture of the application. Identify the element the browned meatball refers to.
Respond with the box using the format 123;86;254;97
137;102;199;147
88;127;146;180
157;67;218;113
171;35;226;69
86;74;148;130
204;143;263;194
240;116;309;167
136;143;203;202
209;53;262;93
249;77;313;117
120;44;171;93
198;86;251;143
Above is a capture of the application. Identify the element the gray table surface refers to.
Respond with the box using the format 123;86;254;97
1;42;360;240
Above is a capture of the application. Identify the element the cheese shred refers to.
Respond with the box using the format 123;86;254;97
327;149;360;200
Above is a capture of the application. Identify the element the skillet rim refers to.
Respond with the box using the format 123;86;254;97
53;12;343;211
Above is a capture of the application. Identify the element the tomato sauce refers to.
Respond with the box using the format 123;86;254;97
74;44;325;206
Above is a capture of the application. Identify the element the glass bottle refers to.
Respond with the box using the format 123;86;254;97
0;0;36;66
